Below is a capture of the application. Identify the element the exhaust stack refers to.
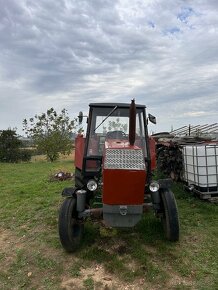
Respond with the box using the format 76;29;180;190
129;99;136;146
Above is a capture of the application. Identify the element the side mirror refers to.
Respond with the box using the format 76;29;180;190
78;111;83;124
148;113;156;124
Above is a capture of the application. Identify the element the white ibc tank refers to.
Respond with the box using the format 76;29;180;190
182;144;218;190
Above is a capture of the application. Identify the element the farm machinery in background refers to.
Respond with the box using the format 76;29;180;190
58;100;180;252
153;124;218;202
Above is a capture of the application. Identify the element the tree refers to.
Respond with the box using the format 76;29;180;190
0;129;22;162
23;108;76;162
108;118;128;133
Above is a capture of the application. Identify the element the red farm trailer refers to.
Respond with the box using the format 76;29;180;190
58;100;179;252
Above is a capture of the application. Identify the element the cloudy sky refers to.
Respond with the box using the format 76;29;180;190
0;0;217;135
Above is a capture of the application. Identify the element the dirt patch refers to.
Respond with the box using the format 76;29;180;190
0;228;24;273
0;229;12;248
61;263;149;290
167;272;195;289
0;228;24;253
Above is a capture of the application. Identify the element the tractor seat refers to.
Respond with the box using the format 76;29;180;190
106;130;128;140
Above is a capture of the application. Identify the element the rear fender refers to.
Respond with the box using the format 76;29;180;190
75;134;86;170
149;136;156;171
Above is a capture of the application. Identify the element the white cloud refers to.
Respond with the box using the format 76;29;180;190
0;0;217;134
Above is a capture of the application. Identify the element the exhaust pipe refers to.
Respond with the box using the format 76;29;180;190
129;99;136;146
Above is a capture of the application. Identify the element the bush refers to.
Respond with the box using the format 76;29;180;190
18;149;32;162
0;129;32;163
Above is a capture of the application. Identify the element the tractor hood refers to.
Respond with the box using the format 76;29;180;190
105;139;131;149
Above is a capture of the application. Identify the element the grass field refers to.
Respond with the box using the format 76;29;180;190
0;158;217;290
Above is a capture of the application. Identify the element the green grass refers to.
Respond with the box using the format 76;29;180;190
83;277;94;290
0;159;217;289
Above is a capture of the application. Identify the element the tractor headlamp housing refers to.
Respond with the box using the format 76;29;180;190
149;181;160;192
87;179;98;191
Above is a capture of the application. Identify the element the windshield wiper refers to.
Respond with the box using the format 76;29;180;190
94;106;118;132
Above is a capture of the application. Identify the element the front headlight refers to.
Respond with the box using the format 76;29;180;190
87;179;98;191
149;181;160;192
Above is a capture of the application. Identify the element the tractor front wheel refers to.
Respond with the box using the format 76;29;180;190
58;197;84;252
160;189;179;242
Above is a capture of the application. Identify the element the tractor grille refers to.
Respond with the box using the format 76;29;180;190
104;149;145;170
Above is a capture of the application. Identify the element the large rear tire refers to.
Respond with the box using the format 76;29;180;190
160;189;180;242
58;197;84;252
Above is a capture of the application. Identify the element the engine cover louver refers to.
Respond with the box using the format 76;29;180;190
104;149;145;170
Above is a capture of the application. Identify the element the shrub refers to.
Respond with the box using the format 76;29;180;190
18;149;32;162
0;129;32;163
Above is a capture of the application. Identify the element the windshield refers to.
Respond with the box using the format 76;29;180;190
94;106;118;132
87;106;147;157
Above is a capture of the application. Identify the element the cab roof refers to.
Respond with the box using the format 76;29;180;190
89;103;146;108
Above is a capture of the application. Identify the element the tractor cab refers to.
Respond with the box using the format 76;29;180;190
81;102;149;177
59;100;180;252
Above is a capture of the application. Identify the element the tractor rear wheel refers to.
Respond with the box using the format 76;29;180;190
58;197;84;252
160;189;179;241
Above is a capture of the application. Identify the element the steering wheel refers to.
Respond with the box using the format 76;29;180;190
106;130;128;139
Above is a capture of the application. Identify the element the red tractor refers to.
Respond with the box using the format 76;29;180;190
59;100;179;252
